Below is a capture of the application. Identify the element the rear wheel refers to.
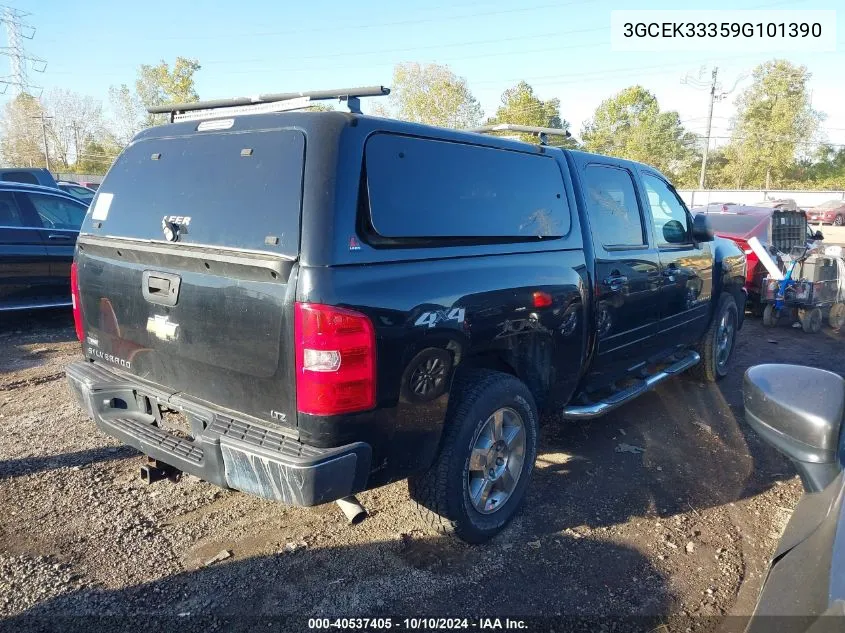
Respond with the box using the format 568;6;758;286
829;303;845;329
408;370;538;543
835;215;844;227
799;307;822;333
690;293;738;382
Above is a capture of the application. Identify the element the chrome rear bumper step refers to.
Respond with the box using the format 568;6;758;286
562;351;700;420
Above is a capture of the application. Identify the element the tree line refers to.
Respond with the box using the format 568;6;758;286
1;57;842;190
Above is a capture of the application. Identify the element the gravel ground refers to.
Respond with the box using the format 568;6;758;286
2;308;842;632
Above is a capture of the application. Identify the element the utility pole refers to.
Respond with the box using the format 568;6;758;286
32;111;52;171
699;68;718;189
681;66;747;190
70;122;80;166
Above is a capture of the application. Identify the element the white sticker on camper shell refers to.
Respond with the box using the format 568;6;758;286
91;192;114;221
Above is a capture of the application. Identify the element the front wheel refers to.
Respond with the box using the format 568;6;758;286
762;304;780;327
690;293;738;382
408;370;539;543
835;215;844;227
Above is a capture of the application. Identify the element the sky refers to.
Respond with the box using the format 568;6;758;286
2;0;844;148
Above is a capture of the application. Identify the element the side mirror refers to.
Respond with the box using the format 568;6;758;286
743;364;844;492
662;219;687;244
691;214;714;243
814;230;824;241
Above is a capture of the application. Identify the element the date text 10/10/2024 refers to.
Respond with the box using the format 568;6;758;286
308;618;528;630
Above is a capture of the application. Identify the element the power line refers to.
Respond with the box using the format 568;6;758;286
466;52;760;89
49;35;608;79
685;133;845;149
42;0;596;47
50;25;607;74
135;0;598;42
106;49;761;88
43;0;807;70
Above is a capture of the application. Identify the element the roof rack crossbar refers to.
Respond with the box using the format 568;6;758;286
149;85;390;118
469;123;572;146
171;96;314;123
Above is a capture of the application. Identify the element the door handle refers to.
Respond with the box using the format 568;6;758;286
147;276;171;294
142;270;181;306
47;233;72;241
602;275;628;290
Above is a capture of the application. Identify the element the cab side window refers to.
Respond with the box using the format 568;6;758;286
641;173;691;246
582;164;645;248
1;172;38;185
0;191;28;227
25;193;87;230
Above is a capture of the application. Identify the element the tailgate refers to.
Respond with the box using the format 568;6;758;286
74;128;305;429
771;210;807;252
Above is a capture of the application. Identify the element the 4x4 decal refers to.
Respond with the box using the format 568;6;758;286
414;308;465;329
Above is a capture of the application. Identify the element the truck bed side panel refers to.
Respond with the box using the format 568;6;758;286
296;250;587;482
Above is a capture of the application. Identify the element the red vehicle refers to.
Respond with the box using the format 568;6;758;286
806;199;845;226
697;206;812;314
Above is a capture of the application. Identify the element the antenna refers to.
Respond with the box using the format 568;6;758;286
0;6;47;95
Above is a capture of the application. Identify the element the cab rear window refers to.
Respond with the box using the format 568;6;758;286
85;129;305;256
700;213;768;236
364;133;570;242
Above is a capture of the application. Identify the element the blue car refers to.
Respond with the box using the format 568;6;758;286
0;181;88;311
57;181;97;205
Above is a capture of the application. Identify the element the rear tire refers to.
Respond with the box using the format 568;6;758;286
835;215;844;227
799;307;822;333
762;304;779;327
829;303;845;329
690;293;738;382
408;370;539;544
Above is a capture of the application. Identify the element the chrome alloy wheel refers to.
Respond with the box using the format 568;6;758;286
466;407;526;514
716;309;736;371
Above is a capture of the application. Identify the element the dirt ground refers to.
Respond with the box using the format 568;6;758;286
1;308;842;632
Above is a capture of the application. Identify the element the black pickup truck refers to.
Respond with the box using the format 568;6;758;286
65;88;746;542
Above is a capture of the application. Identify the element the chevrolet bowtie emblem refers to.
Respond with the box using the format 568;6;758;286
146;315;180;341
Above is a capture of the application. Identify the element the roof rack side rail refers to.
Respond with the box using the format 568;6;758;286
469;123;572;146
149;85;390;120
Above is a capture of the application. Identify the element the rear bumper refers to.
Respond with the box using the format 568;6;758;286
65;361;371;506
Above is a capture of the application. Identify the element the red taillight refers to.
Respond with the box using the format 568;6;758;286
70;262;84;342
532;291;553;308
735;240;757;281
294;302;376;416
